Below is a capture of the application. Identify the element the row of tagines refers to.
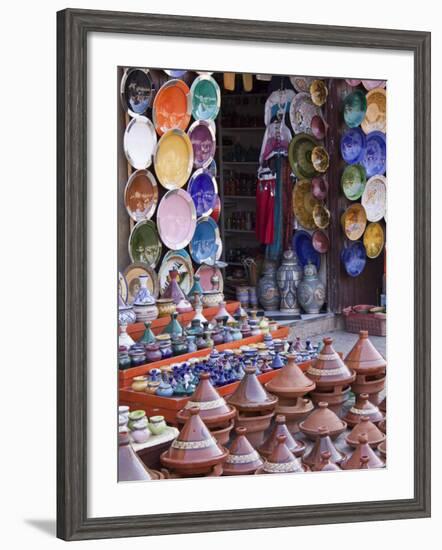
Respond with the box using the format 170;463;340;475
119;330;387;480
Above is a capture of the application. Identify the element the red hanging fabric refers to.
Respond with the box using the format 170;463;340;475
256;173;276;244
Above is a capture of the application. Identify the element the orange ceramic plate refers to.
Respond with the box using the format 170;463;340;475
342;203;367;241
153;79;191;135
154;129;194;190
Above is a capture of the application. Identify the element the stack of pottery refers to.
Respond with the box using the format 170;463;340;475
118;430;164;481
128;410;150;444
306;337;356;416
189;293;208;326
259;415;305;458
255;435;306;474
223;427;264;476
162;270;193;313
276;249;303;314
346;416;386;448
257;260;280;311
161;406;228;477
265;353;315;434
302;426;345;470
132;274;159;322
343;393;384;427
176;373;236;445
341;434;385;470
299;402;347;440
344;330;387;405
297;262;326;314
227;365;278;447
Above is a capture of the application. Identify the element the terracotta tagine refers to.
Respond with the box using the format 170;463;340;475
160;406;228;476
346;415;386;448
309;385;351;417
259;415;305;458
273;397;314;435
223;427;264;476
118;430;164;481
265;354;316;404
302;426;346;470
227;364;278;414
255;435;307;474
343;393;384;427
299;402;347;440
211;420;235;446
306;337;356;391
378;418;387;434
379;397;386;413
317;451;341;472
341;434;385;470
377;439;387;460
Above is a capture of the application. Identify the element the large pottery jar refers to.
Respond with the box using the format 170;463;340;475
257;260;280;311
276;250;303;314
297;262;326;314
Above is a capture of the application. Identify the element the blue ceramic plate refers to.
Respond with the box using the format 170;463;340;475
361;131;386;177
187;169;219;217
189;216;221;265
165;70;187;78
341;241;367;277
292;230;320;270
340;128;366;164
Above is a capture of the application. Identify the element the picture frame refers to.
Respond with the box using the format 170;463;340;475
57;8;431;541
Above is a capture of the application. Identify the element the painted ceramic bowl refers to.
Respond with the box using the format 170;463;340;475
342;204;367;241
361;88;386;134
190;75;221;121
187;169;218;217
341;241;367;277
310;79;328;106
154;129;194;189
128;220;162;268
312;230;330;253
362;175;387;222
187;120;216;169
312;203;331;229
292;229;320;269
158;252;194;296
153;79;191;135
311;146;329;173
311;115;327;140
343;90;367;128
289;93;322;136
288;133;319;179
311;176;328;200
120;68;154;117
341;164;367;201
362;80;386;90
123;116;157;170
289;76;315;93
189;217;222;265
340;127;366;165
124;169;158;222
292;179;319;230
361;131;386;177
363;222;385;259
156;298;176;317
156;188;196;249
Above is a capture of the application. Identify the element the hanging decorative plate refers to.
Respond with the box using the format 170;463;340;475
343;90;367;128
189;216;221;265
288;133;320;179
289;76;315;93
152;79;191;135
187;120;216;169
128;220;162;268
292;179;320;230
289;93;322;135
310;79;328;106
118;271;129;303
187;169;218;217
341;241;367;277
123;116;157;169
311;115;327;140
154;128;194;189
312;230;330;253
311;175;328;200
342;204;367;241
363;222;385;259
190;75;221;121
340;127;366;164
361;131;386;177
264;89;295;125
311;146;329;172
123;262;160;303
312;203;331;229
362;80;386;90
361;175;387;222
345;79;361;87
156;189;197;249
292;230;321;269
361;88;386;134
165;70;187;78
163;248;192;264
124;169;158;222
195;264;224;293
120;68;154;117
341;164;367;201
158;252;194;296
210;195;221;223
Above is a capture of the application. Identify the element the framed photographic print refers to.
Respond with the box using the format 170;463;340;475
57;8;431;541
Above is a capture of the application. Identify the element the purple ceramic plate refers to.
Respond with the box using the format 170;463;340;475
187;169;219;217
187;120;216;169
156;189;197;250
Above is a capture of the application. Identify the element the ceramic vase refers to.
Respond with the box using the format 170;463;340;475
132;274;159;322
276;249;302;313
257;260;280;310
297;262;326;314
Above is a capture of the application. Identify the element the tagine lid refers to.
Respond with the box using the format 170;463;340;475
306;337;356;388
227;365;278;412
346;415;386;447
257;435;305;474
223;427;264;475
266;354;316;398
341;434;385;470
318;451;341;472
302;426;346;469
176;373;236;426
344;330;387;374
259;415;305;458
343;393;384;426
299;402;347;438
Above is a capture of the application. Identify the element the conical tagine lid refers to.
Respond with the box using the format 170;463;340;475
302;426;345;470
306;337;355;389
266;354;316;398
317;451;341;471
299;402;347;439
260;435;305;474
346;415;386;447
345;330;387;374
223;427;264;475
162;269;188;305
118;431;153;481
177;373;236;427
227;365;278;413
343;393;384;427
341;434;385;470
259;415;305;458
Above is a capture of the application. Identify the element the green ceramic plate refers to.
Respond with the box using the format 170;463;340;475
128;220;162;268
343;90;367;128
288;133;319;179
190;75;221;121
341;164;367;201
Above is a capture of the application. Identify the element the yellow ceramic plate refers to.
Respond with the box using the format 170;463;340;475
154;129;194;190
292;180;320;230
361;88;386;134
363;222;385;258
310;79;328;106
342;203;367;241
312;203;331;229
311;146;329;173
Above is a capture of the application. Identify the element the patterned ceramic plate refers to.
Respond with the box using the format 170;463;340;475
128;220;162;268
363;222;385;259
343;90;367;128
124;169;158;222
187;120;216;169
342;204;367;241
289;93;322;135
292;230;320;269
164;70;187;77
361;132;386;177
361;88;386;134
156;189;197;249
195;264;224;293
361;175;387;222
190;75;221;121
312;203;330;229
341;241;367;277
123;262;160;303
362;80;386;90
158;252;194;296
187;169;218;217
340;127;366;164
118;271;129;303
123;116;157;169
292;179;320;230
189;216;222;264
288;133;320;179
312;230;330;253
154;128;194;189
341;164;367;201
152;79;191;135
120;68;154;117
289;76;315;93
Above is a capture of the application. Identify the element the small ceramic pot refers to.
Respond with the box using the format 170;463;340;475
145;343;162;363
131;376;148;392
236;286;250;308
202;290;223;308
235;411;274;448
148;415;167;436
133;303;159;323
156;298;176;318
146;381;160;394
211;419;234;446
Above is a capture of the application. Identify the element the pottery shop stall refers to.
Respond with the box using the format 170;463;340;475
117;68;387;480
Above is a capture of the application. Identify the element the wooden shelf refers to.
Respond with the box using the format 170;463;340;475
225;229;255;234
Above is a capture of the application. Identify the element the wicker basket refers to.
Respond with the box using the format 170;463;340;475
342;306;386;337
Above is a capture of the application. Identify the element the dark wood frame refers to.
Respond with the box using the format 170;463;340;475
57;8;431;541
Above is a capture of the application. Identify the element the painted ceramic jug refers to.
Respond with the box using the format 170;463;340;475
276;249;302;314
297;262;326;314
257;260;280;310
